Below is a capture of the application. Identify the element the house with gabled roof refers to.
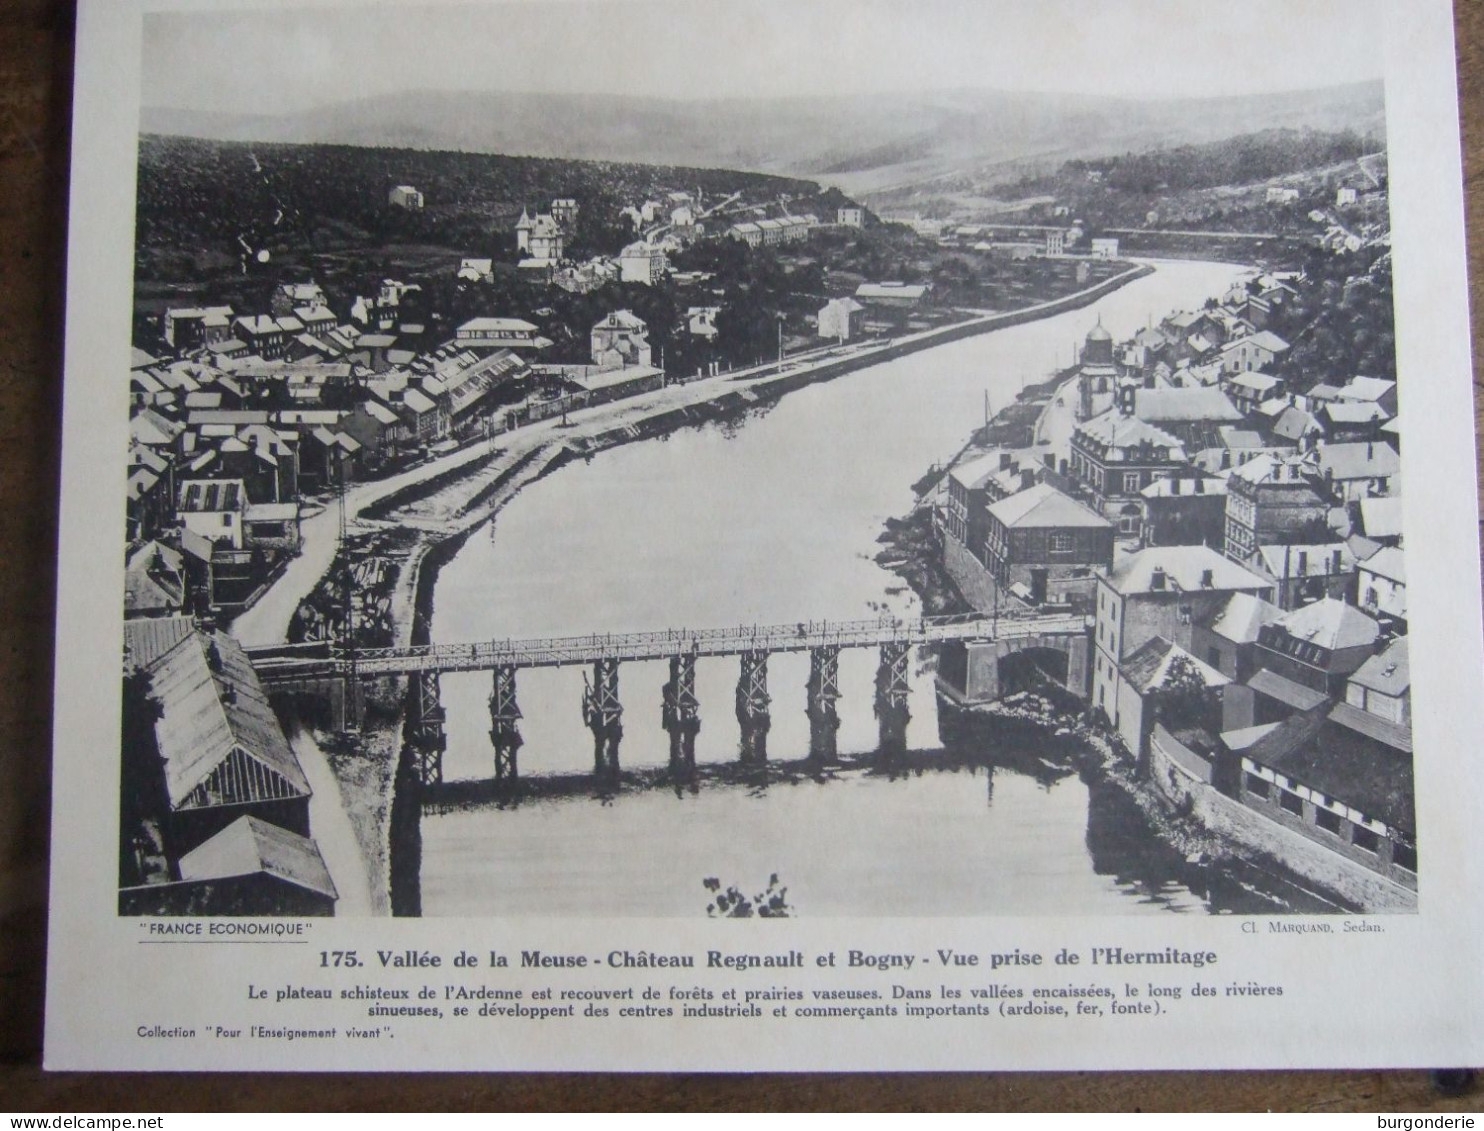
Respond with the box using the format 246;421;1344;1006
123;620;312;854
982;482;1113;607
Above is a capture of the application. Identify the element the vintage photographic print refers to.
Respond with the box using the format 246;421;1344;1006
115;0;1417;930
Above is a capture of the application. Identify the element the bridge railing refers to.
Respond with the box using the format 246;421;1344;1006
331;612;1089;676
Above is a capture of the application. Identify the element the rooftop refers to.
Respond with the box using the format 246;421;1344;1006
1120;635;1229;696
1315;441;1399;482
143;630;310;810
1134;387;1243;424
1108;545;1270;596
985;482;1111;530
178;816;337;900
1272;597;1381;652
1200;591;1283;645
1349;636;1409;698
1241;706;1413;832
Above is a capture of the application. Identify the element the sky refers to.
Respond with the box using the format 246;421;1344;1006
141;0;1387;115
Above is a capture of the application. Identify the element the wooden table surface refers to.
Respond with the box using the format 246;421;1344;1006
1;0;1481;1112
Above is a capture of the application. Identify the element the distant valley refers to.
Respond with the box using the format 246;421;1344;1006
141;81;1385;202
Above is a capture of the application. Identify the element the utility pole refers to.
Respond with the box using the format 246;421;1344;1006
338;479;357;722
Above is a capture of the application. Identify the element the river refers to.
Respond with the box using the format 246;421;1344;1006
420;259;1288;918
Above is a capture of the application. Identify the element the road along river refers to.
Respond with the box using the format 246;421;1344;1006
419;259;1325;918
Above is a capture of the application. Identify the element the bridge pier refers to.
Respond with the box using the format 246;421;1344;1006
488;664;522;785
662;654;701;773
875;642;911;760
583;658;623;776
410;670;446;787
805;645;841;763
735;650;771;764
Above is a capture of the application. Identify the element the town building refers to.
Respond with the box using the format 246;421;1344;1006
618;241;669;286
1069;406;1187;537
1091;545;1274;729
817;297;866;342
1251;597;1382;703
591;310;652;370
686;306;721;342
551;198;579;228
1218;330;1291;375
163;307;234;353
1223;452;1331;565
1223;697;1414;890
728;222;763;248
854;282;930;311
1357;545;1406;626
1256;542;1355;610
454;317;547;352
388;184;424;210
982;483;1113;607
457;258;494;284
1223;371;1284;415
1110;635;1229;762
837;207;864;227
516;208;565;262
1189;590;1284;683
1129;387;1245;450
1138;473;1226;549
1090;237;1119;259
1076;320;1119;419
1315;441;1400;503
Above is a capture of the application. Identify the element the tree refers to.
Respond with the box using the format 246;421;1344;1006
1153;654;1220;736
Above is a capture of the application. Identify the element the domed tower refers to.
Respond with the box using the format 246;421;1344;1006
1077;317;1118;419
1083;318;1113;365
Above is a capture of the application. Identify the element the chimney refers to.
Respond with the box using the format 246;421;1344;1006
1331;549;1343;574
1150;566;1167;591
1366;441;1374;460
1171;478;1181;496
1201;569;1214;588
1000;452;1012;470
1195;478;1205;494
1020;469;1036;492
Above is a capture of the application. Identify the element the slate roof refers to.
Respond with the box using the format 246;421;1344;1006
1349;636;1409;699
1120;635;1230;695
1315;441;1399;482
1241;707;1414;832
1133;387;1243;424
1075;410;1186;457
178;479;243;513
1201;591;1283;645
1355;552;1405;606
178;816;337;900
1338;376;1397;403
145;630;310;810
1273;597;1380;652
1108;546;1271;596
1359;496;1405;540
1257;543;1355;581
985;483;1111;529
1246;668;1329;712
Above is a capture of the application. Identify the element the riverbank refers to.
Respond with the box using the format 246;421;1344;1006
277;261;1156;913
872;347;1365;914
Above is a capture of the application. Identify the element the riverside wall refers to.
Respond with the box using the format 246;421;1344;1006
1148;727;1417;913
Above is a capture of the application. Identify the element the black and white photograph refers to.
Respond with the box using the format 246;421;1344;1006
43;0;1484;1072
116;0;1413;922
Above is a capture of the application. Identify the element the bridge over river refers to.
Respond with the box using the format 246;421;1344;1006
248;612;1090;787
